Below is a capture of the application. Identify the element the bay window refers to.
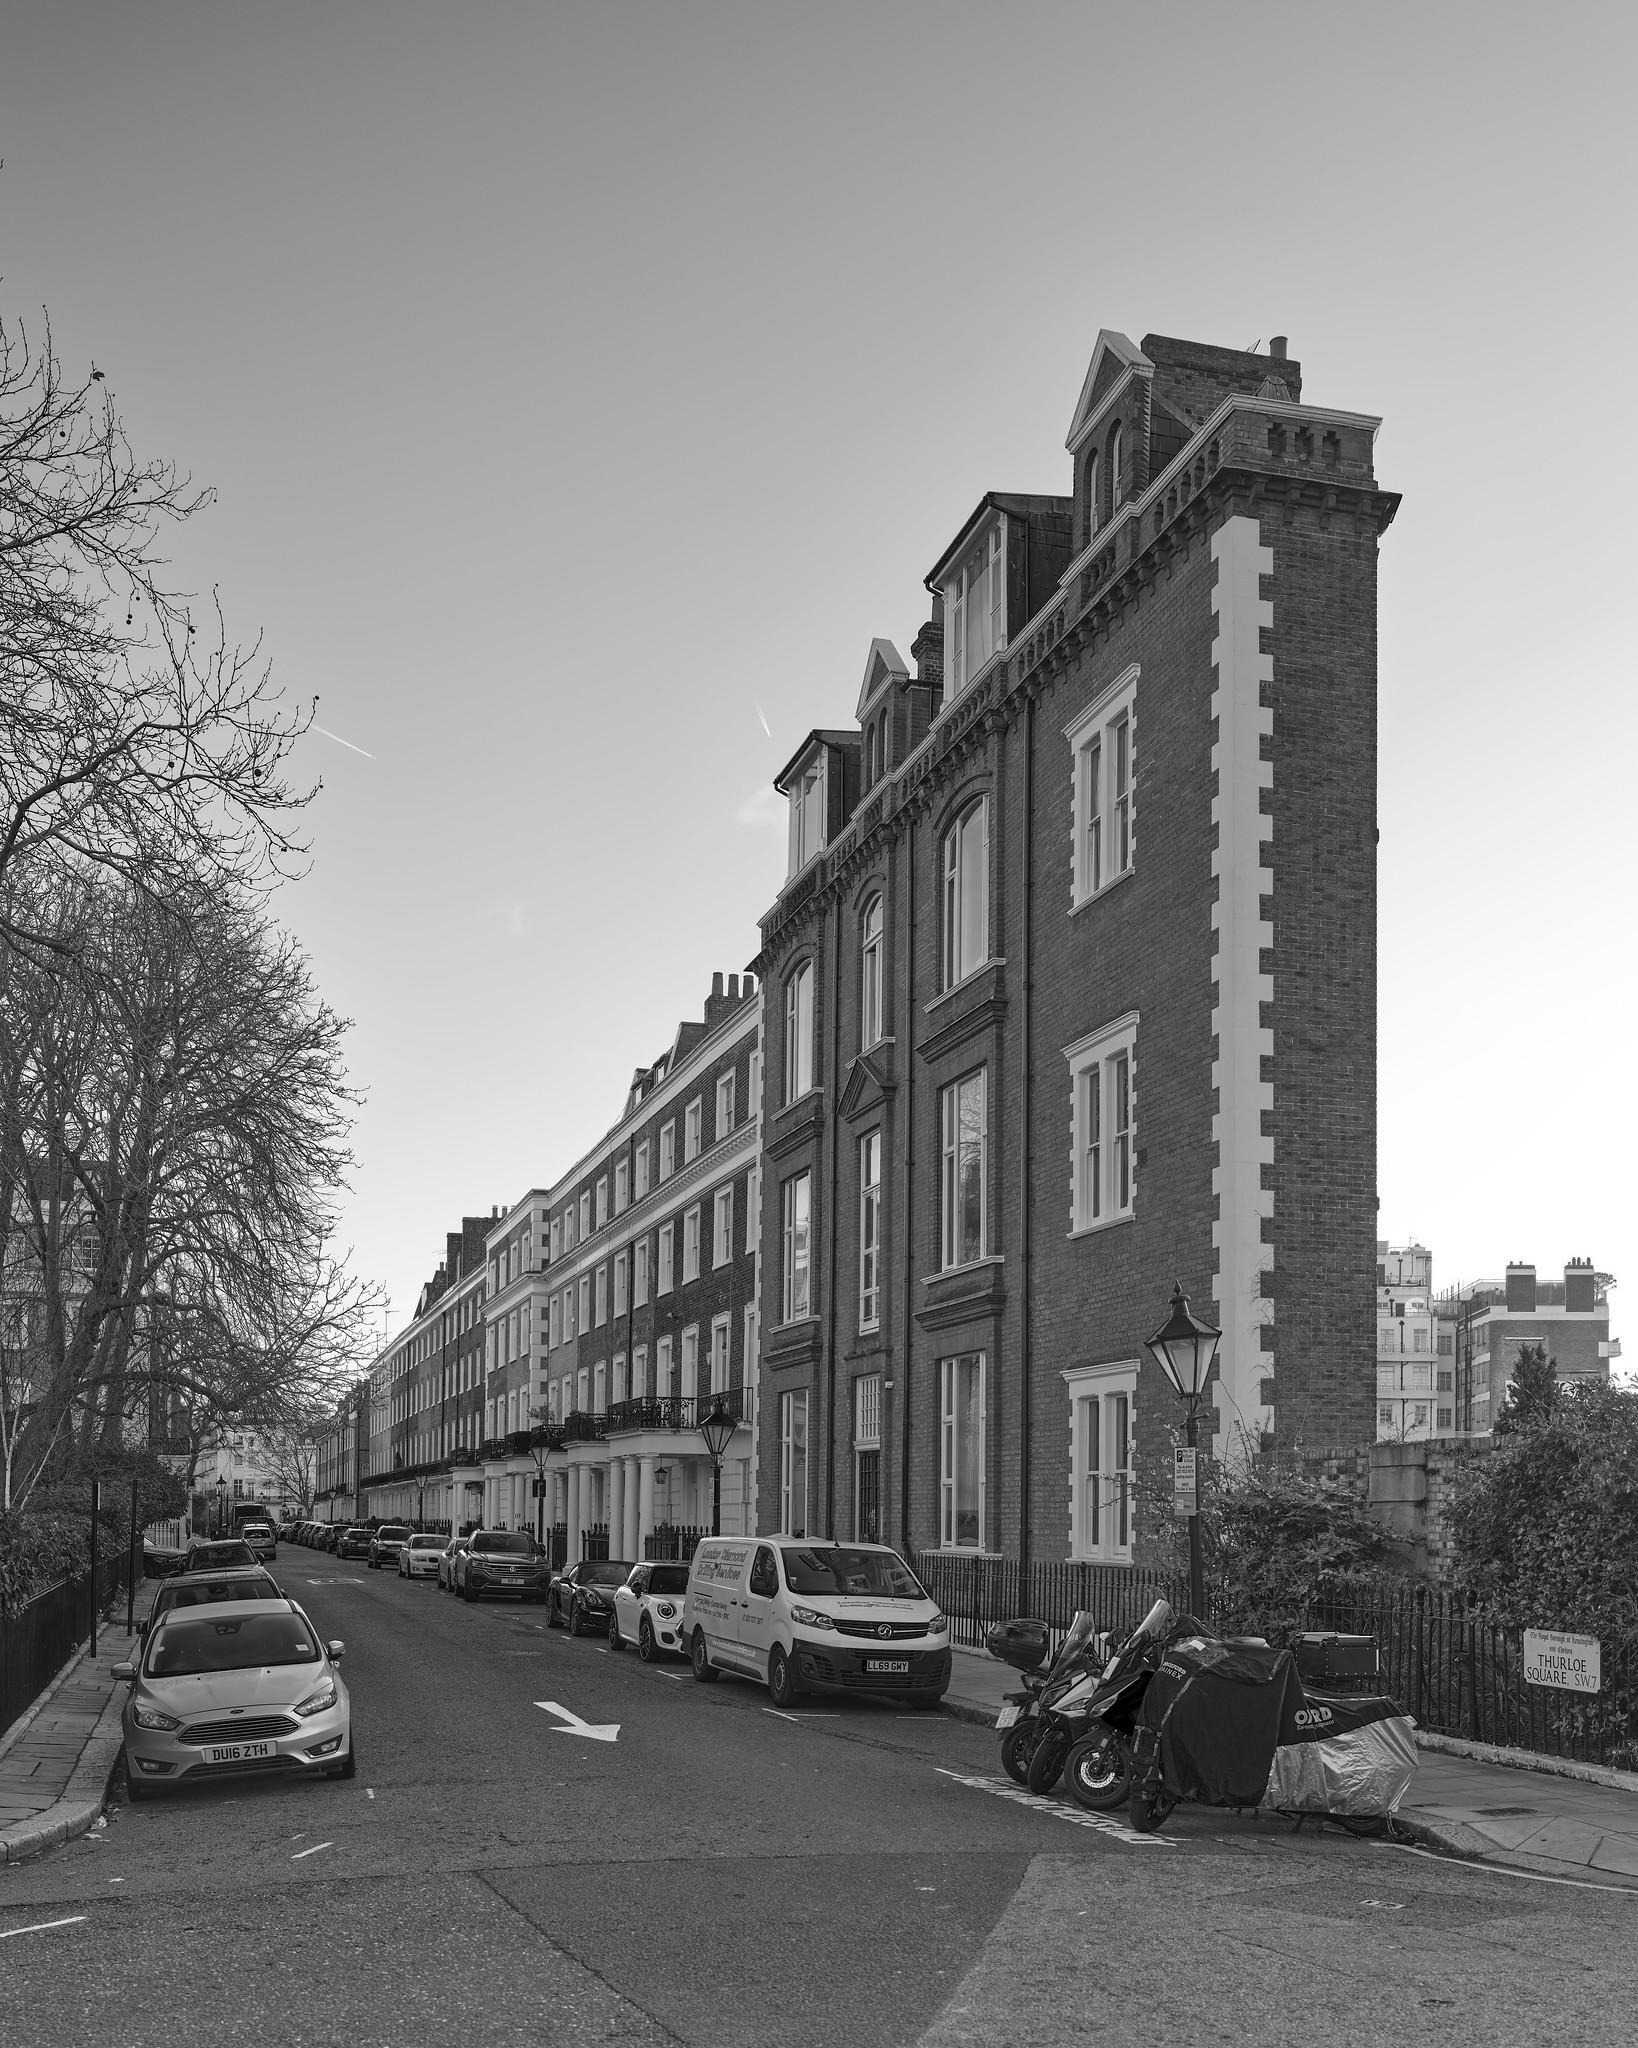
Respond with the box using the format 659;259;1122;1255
945;519;1004;697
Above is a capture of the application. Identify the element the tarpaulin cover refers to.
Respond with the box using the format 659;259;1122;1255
1138;1637;1301;1806
1263;1690;1419;1817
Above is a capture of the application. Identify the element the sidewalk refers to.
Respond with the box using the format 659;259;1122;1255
940;1645;1638;1885
0;1586;152;1865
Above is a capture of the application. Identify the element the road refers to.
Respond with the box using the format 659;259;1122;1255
3;1557;1637;2046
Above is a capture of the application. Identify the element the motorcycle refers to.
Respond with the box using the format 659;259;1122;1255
1038;1598;1193;1806
987;1612;1107;1788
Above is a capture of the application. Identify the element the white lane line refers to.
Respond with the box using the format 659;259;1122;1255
0;1917;88;1940
291;1841;333;1861
366;1789;375;1800
934;1767;1178;1848
764;1707;799;1724
1378;1839;1638;1896
656;1670;687;1682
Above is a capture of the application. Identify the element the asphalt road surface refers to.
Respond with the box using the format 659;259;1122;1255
3;1559;1637;2047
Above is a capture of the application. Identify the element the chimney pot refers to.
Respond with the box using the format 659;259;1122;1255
728;973;739;1000
712;971;724;998
1270;335;1288;360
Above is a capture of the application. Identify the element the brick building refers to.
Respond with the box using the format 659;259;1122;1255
1442;1259;1618;1435
752;328;1398;1566
1375;1240;1444;1440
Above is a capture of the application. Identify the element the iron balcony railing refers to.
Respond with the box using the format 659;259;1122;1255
604;1387;746;1437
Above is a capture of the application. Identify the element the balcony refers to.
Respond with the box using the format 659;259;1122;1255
563;1410;606;1443
604;1387;746;1438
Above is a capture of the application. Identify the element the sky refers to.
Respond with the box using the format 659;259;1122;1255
2;1;1634;1359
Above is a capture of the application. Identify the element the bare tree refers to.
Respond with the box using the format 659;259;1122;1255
0;307;315;948
0;867;381;1508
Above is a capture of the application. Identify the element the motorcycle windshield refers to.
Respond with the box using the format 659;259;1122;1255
1045;1612;1099;1681
1130;1599;1173;1645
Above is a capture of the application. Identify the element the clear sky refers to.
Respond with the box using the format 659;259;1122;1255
3;1;1633;1357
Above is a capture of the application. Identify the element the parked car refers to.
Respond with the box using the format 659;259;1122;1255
368;1524;411;1571
142;1539;187;1579
115;1595;353;1798
140;1567;282;1639
179;1539;259;1574
457;1530;550;1604
400;1533;444;1581
608;1562;691;1660
547;1557;635;1634
240;1521;278;1562
335;1526;372;1561
437;1536;470;1590
681;1538;950;1710
315;1524;341;1553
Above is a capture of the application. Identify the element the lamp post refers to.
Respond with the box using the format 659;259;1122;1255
1144;1280;1221;1623
698;1396;737;1539
215;1476;227;1537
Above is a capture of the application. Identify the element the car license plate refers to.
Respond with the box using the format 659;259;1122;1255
864;1658;910;1674
204;1741;274;1764
995;1702;1022;1730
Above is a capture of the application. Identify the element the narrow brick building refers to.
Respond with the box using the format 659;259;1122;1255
752;329;1399;1568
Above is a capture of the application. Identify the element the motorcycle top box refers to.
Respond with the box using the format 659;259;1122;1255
1293;1631;1379;1688
985;1617;1051;1672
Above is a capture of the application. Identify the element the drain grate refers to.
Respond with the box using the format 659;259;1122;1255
1475;1806;1537;1816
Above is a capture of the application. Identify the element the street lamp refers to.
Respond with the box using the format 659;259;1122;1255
699;1396;737;1539
215;1476;227;1537
1144;1279;1221;1623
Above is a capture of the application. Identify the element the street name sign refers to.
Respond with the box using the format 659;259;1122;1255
1522;1628;1600;1693
1172;1448;1198;1519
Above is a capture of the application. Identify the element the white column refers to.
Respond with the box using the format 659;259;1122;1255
567;1463;583;1565
623;1457;640;1561
608;1458;627;1561
638;1456;656;1560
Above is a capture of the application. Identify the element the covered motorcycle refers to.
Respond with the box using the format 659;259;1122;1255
1127;1633;1416;1832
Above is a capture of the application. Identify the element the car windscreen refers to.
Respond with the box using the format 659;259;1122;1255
779;1547;927;1600
184;1543;257;1570
472;1532;534;1556
146;1613;319;1676
647;1566;690;1596
158;1577;279;1613
376;1526;411;1541
578;1561;630;1587
408;1536;442;1549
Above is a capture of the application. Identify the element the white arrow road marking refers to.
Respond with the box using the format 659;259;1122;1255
291;1841;333;1861
534;1700;620;1742
934;1767;1177;1847
1;1917;88;1939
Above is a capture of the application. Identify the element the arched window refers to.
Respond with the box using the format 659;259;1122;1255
940;801;988;989
860;895;884;1048
784;960;814;1102
864;721;878;788
1108;421;1125;512
1086;449;1101;537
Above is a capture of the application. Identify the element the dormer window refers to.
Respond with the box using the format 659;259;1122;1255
787;757;825;877
945;519;1004;698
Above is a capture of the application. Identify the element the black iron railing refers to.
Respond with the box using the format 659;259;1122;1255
644;1524;708;1563
605;1388;745;1437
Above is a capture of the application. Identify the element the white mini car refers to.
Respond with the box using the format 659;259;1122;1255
607;1561;692;1660
399;1533;444;1580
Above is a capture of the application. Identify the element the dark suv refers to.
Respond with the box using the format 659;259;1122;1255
368;1524;412;1570
458;1531;549;1604
335;1526;372;1560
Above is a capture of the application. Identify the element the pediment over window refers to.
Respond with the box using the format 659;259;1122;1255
1065;331;1153;452
855;639;908;721
839;1044;896;1124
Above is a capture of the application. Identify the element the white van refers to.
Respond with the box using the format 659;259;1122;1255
681;1537;951;1710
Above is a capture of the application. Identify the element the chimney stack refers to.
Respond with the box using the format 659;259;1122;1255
1564;1258;1597;1313
1505;1263;1537;1313
1270;335;1288;361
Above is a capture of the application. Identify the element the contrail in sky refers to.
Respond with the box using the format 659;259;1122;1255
754;703;771;738
314;725;375;759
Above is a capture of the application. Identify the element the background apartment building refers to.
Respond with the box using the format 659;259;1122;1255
1440;1259;1618;1434
753;328;1398;1565
1376;1241;1445;1440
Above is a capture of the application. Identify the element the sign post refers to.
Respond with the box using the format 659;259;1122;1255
1172;1447;1199;1520
1522;1628;1601;1694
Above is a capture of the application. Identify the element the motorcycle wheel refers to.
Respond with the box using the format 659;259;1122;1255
1064;1731;1132;1812
1127;1767;1178;1834
1026;1721;1070;1796
999;1720;1038;1787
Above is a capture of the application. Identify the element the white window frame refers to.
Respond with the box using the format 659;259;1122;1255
748;1046;762;1113
593;1360;607;1414
613;1353;628;1405
779;1388;808;1537
680;1325;698;1399
710;1313;731;1395
860;894;884;1049
938;1351;986;1551
1066;1013;1137;1234
614;1250;628;1317
745;1164;760;1254
634;1237;649;1306
713;1186;733;1268
1063;1360;1137;1563
785;961;814;1102
787;757;825;877
940;800;989;990
595;1177;608;1230
943;516;1005;698
614;1159;629;1214
939;1069;988;1271
594;1264;607;1327
716;1071;735;1137
781;1171;812;1325
657;1334;673;1397
742;1306;759;1427
579;1191;591;1241
657;1222;674;1296
577;1275;591;1331
659;1122;675;1182
859;1129;882;1332
632;1344;648;1398
1066;665;1138;909
682;1205;701;1284
685;1097;703;1164
634;1141;650;1200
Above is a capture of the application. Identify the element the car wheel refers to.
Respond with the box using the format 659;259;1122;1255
568;1599;584;1637
691;1628;720;1683
464;1577;479;1604
607;1608;624;1650
768;1646;804;1710
327;1737;357;1781
638;1616;657;1663
546;1596;562;1628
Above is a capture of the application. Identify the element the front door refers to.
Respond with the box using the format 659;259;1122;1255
855;1449;881;1543
737;1545;780;1679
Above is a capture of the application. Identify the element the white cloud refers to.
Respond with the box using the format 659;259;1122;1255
736;784;784;833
